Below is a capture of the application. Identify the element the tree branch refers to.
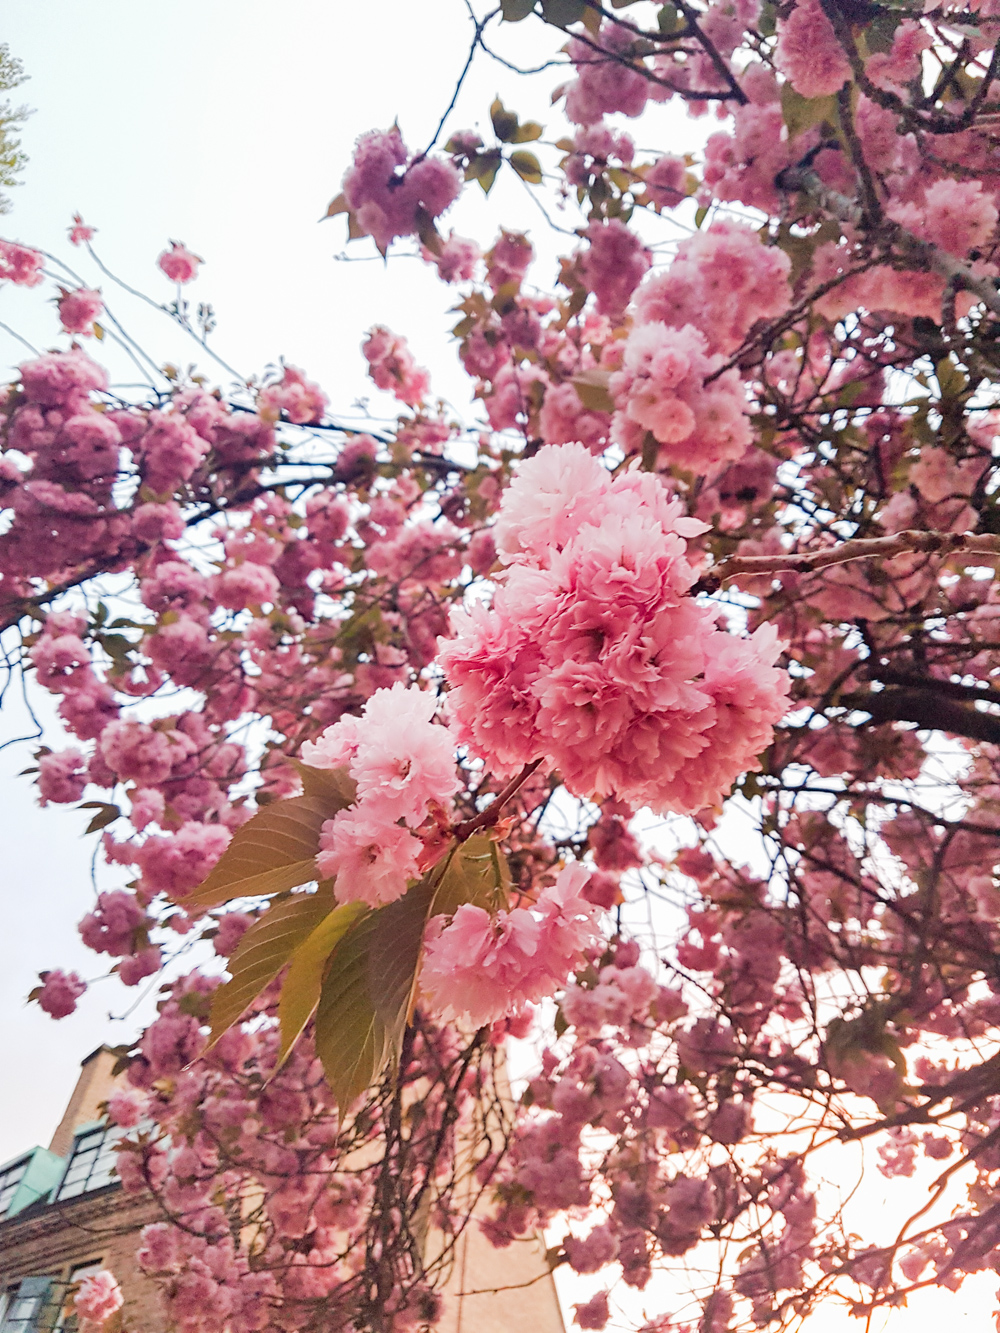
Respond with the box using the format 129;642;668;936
695;528;1000;592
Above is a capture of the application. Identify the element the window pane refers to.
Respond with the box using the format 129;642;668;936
54;1125;127;1202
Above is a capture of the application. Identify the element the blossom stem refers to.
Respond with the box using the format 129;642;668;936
452;758;543;843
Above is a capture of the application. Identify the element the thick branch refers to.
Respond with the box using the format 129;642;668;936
776;164;1000;319
840;686;1000;745
696;528;1000;592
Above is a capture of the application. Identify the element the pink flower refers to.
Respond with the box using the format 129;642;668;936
73;1271;123;1325
890;179;999;259
19;348;108;406
79;890;148;957
441;443;787;813
578;219;651;319
304;683;457;826
421;862;601;1027
644;154;687;209
0;239;44;286
133;822;231;898
491;439;613;567
425;231;480;283
37;748;87;805
564;1224;618;1274
68;214;96;246
35;970;86;1019
315;807;421;907
352;683;457;817
212;562;281;611
100;719;176;786
107;1087;146;1128
564;22;648;124
343;127;462;252
572;1290;610;1330
58;288;104;336
362;326;430;407
257;365;328;425
157;241;202;283
632;221;791;356
610;321;751;470
119;946;162;987
213;910;254;957
775;0;851;97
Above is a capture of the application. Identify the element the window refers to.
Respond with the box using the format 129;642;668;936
0;1278;59;1333
0;1264;104;1333
54;1264;103;1333
52;1126;121;1203
0;1158;28;1219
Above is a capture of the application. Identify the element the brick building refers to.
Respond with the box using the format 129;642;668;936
0;1048;164;1333
0;1050;564;1333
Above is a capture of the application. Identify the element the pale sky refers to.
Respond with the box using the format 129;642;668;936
0;4;996;1327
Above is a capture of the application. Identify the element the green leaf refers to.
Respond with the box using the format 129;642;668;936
501;0;536;18
512;121;544;143
276;901;368;1068
312;838;513;1107
78;801;121;835
571;369;615;414
208;889;334;1045
657;2;681;32
181;790;351;910
509;150;543;184
431;834;511;918
491;97;519;143
780;84;837;141
466;149;502;195
291;761;356;808
414;204;443;256
314;867;451;1108
369;877;438;1035
313;908;394;1109
694;204;709;229
540;0;586;26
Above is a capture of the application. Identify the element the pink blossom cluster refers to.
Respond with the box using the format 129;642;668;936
0;238;44;286
578;219;651;319
563;23;650;125
37;747;88;805
424;231;480;283
68;214;95;246
342;127;462;252
257;365;329;425
36;969;87;1018
632;221;791;356
362;326;431;407
157;242;202;284
440;443;788;812
303;683;458;907
57;287;104;335
610;321;752;471
774;0;851;97
421;861;601;1027
889;178;999;259
73;1271;123;1328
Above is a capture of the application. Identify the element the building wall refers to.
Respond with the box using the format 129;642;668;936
1;1048;565;1333
0;1188;165;1333
48;1050;122;1160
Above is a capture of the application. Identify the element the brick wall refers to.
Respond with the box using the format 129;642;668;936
0;1187;165;1333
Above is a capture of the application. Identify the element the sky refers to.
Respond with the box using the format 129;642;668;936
0;3;998;1328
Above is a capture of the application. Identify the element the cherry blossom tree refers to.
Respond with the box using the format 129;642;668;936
6;0;1000;1328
